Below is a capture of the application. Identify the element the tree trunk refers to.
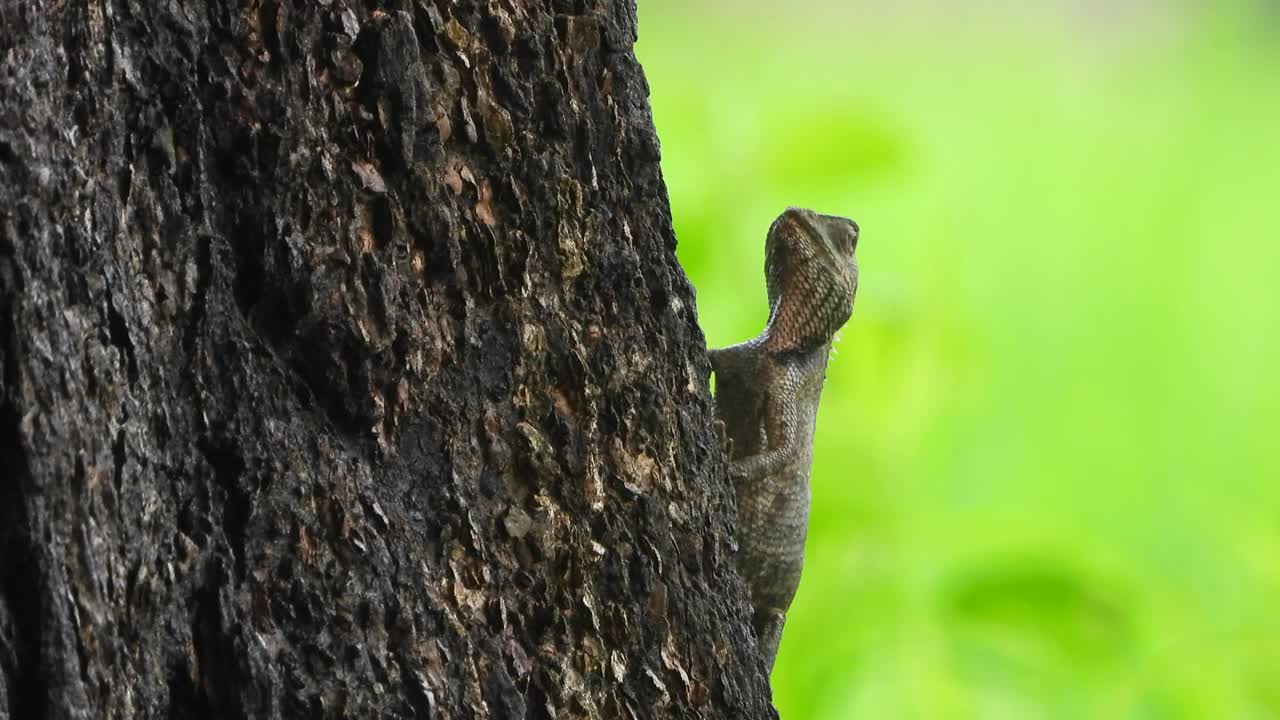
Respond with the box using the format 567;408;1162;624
0;1;776;718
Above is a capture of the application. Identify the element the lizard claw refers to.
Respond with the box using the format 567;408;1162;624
714;419;734;457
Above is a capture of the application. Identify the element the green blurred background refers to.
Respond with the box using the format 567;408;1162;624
636;1;1280;717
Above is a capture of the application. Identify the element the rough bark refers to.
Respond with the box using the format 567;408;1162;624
0;1;776;718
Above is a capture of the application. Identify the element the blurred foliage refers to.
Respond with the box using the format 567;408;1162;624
636;1;1280;717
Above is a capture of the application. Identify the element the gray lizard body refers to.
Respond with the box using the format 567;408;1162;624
709;207;860;672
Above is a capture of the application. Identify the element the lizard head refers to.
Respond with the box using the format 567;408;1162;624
763;207;859;352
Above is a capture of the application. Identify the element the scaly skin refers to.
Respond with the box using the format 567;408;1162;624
709;207;859;673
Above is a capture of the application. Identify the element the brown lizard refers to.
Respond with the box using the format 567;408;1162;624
709;207;860;672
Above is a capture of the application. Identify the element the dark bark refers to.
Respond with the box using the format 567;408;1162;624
0;0;776;718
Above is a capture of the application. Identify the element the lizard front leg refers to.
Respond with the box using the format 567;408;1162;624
708;341;758;382
727;368;799;483
710;341;764;460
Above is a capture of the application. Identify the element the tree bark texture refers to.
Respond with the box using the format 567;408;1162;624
0;1;776;718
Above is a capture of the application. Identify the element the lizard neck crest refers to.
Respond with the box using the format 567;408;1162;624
762;207;859;353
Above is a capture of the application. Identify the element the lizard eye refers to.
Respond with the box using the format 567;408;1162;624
846;220;859;253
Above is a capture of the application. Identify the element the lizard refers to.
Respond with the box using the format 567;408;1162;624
708;206;860;673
